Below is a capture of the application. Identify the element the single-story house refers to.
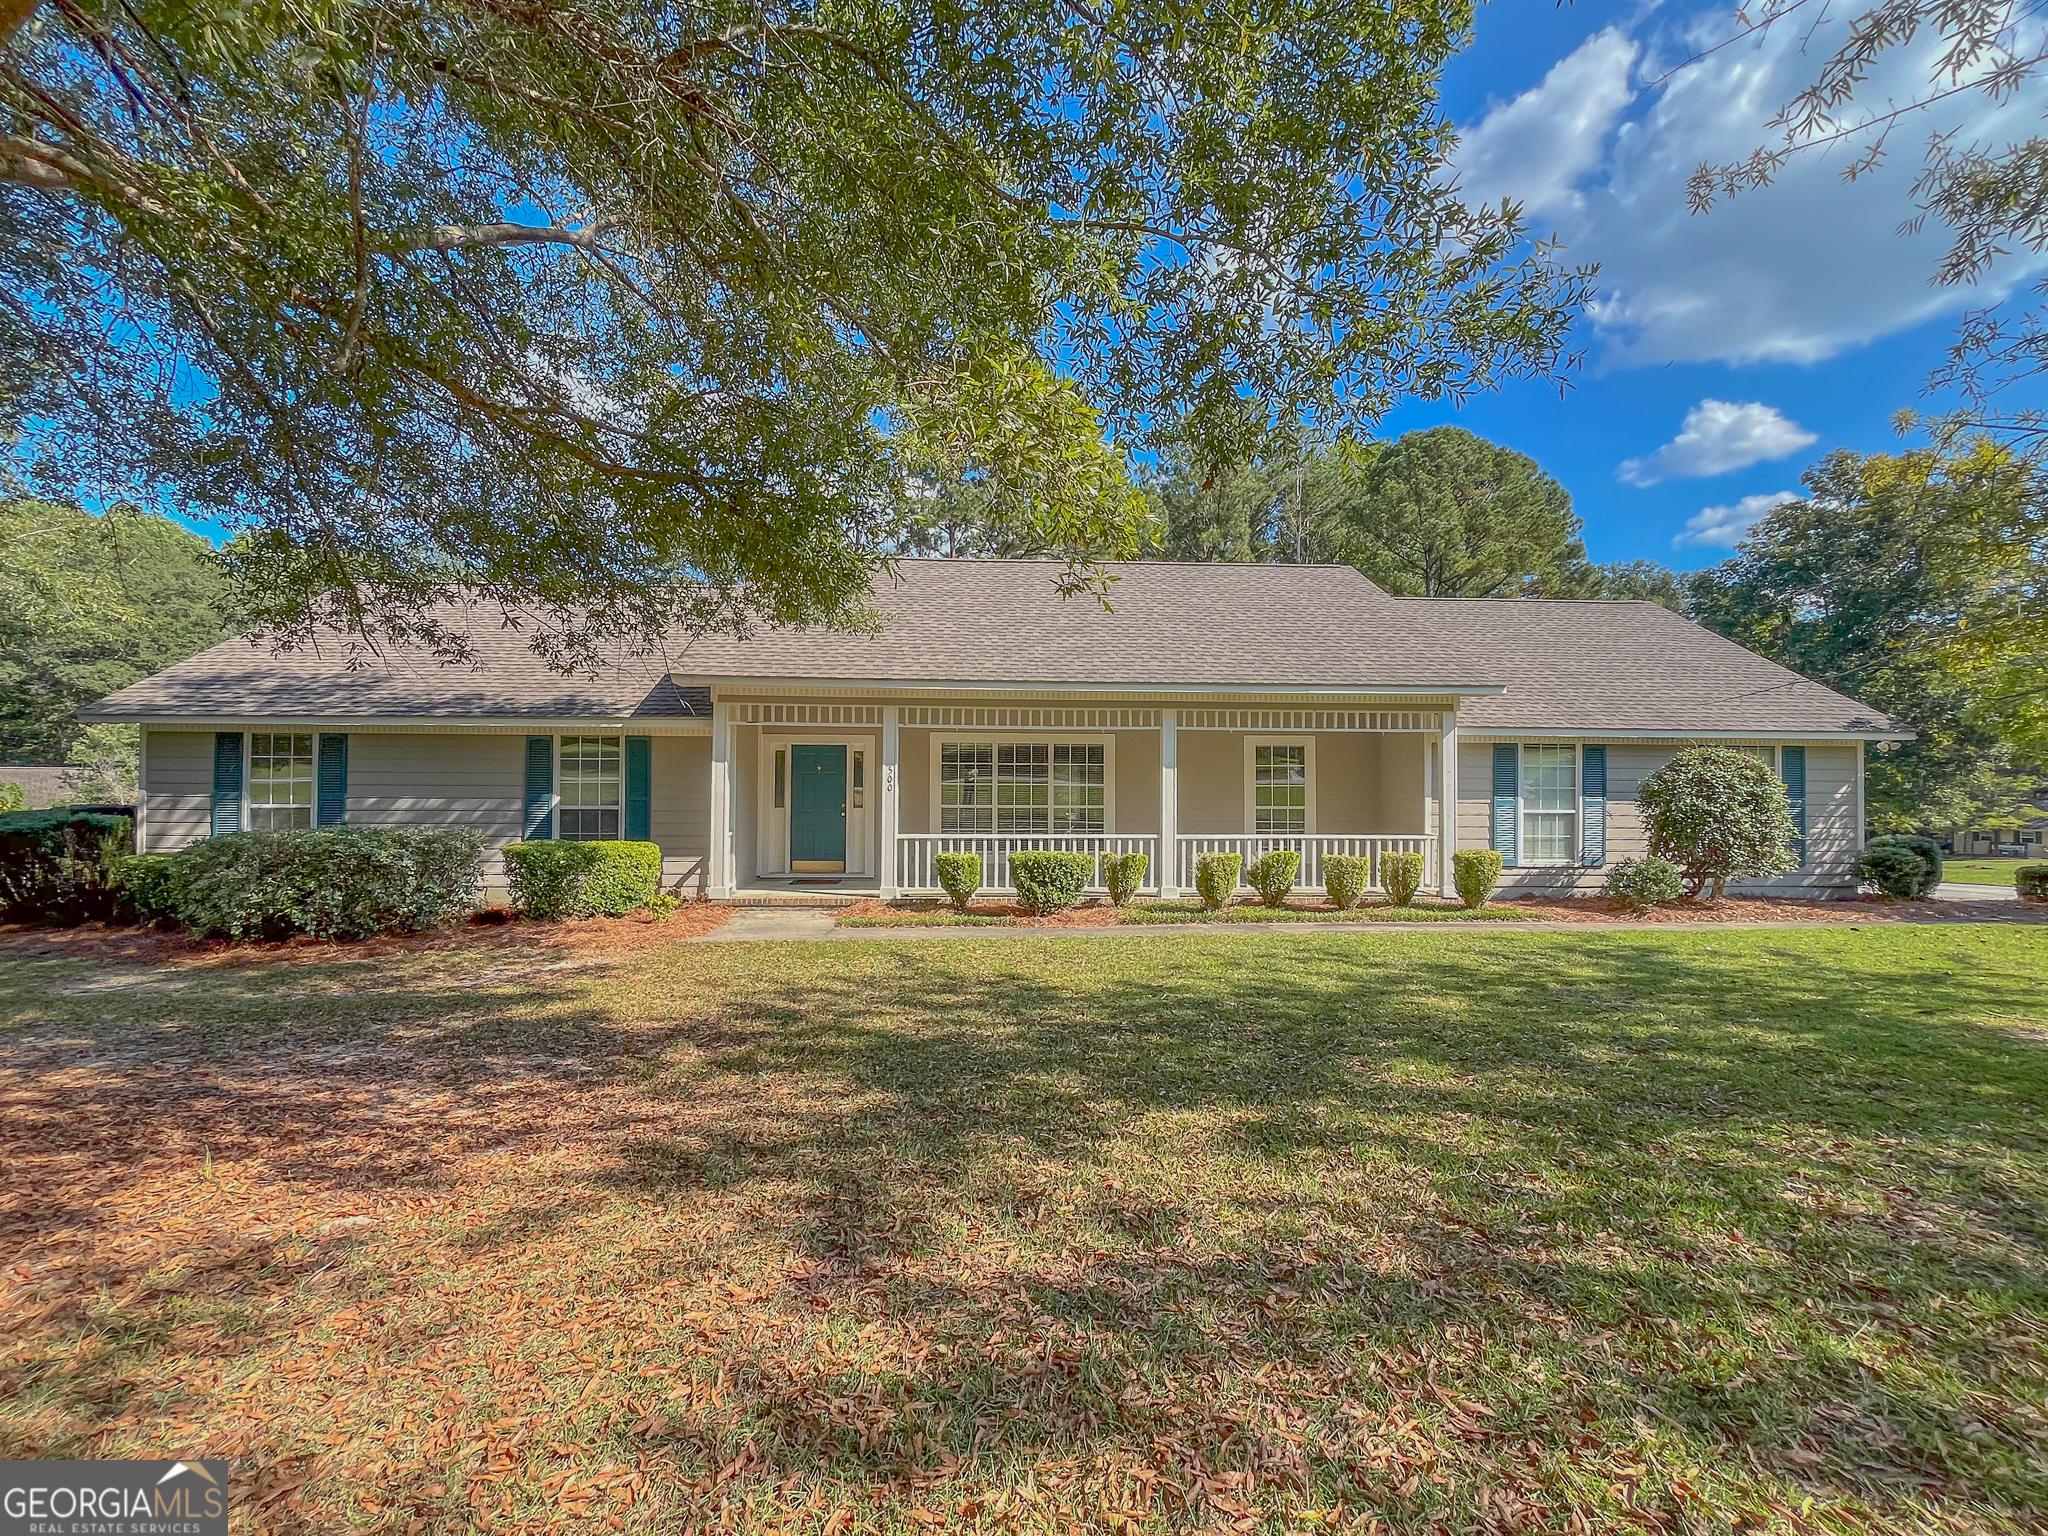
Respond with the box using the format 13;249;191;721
84;561;1912;901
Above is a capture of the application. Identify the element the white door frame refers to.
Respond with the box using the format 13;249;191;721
757;732;878;877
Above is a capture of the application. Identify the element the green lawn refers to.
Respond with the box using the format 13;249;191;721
1943;857;2045;886
3;927;2047;1534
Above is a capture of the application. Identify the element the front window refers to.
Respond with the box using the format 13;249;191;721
1522;744;1578;862
939;742;1106;833
559;735;621;840
1253;744;1308;834
249;732;314;830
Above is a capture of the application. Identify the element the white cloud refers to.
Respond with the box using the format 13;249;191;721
1617;399;1817;485
1674;489;1799;548
1453;11;2048;366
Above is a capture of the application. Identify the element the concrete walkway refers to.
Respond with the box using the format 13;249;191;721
1934;881;2025;902
695;904;2046;942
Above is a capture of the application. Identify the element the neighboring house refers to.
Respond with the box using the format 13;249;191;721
83;561;1912;901
1939;807;2048;858
0;766;88;810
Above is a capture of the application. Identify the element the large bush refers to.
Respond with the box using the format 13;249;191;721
1451;849;1503;910
1854;843;1929;900
0;808;133;923
1008;850;1091;914
1858;834;1943;898
1602;856;1684;911
1246;849;1300;907
1379;850;1425;907
1322;854;1369;911
2020;866;2048;902
1194;852;1241;910
1098;850;1148;907
504;840;662;919
934;851;981;912
1636;747;1798;901
173;826;486;939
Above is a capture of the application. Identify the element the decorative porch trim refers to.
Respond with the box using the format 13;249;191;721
900;706;1159;729
1182;709;1443;733
729;702;884;725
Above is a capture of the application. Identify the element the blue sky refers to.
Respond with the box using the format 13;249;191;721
1379;0;2048;570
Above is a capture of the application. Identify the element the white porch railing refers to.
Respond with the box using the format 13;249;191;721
895;834;1161;894
1174;835;1434;893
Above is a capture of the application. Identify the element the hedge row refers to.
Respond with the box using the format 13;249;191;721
502;840;663;918
0;808;133;924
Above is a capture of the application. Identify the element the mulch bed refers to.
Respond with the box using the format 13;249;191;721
0;900;732;967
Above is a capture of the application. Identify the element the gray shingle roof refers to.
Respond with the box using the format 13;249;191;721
86;560;1909;737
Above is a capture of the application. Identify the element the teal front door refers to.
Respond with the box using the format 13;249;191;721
789;745;848;871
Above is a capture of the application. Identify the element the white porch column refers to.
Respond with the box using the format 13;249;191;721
880;704;901;899
708;697;732;898
1436;708;1459;898
1158;708;1179;897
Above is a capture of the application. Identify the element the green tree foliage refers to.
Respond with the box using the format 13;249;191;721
0;501;229;764
2;0;1587;666
1145;446;1364;565
1687;443;2047;832
1340;427;1597;597
1590;559;1690;612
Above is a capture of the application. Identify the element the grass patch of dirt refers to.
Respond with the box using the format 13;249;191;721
3;927;2046;1533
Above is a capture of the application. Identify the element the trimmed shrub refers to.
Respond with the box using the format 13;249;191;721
174;826;486;939
116;853;181;925
1194;852;1241;911
1859;833;1943;898
1009;850;1091;914
1323;854;1370;911
934;851;982;913
1637;747;1798;901
1099;850;1149;907
2019;865;2048;901
647;892;683;921
504;839;662;919
0;807;134;923
1602;856;1684;911
1452;848;1503;910
1855;844;1932;900
1380;850;1425;908
1247;849;1301;907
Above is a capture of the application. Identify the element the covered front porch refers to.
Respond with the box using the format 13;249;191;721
706;697;1460;901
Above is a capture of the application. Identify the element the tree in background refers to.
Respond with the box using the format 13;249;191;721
1145;445;1364;565
1339;427;1596;597
0;501;229;764
3;0;1586;668
1590;559;1690;612
1687;443;2047;832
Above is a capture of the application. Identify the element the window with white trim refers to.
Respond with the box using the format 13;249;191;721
938;741;1106;833
248;732;314;830
1521;744;1578;863
559;734;622;840
1252;743;1309;833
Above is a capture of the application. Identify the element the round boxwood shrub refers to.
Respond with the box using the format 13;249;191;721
1452;848;1503;910
1193;852;1241;911
1637;746;1798;901
1099;850;1149;907
1857;833;1943;898
172;826;486;939
1602;855;1684;911
1855;843;1932;900
1379;850;1425;908
934;851;981;912
1008;850;1091;914
1246;848;1300;908
504;839;662;919
1322;854;1369;911
2019;865;2048;901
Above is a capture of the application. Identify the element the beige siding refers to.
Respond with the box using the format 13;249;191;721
899;727;934;834
1178;731;1416;835
651;735;709;892
142;730;214;852
732;724;760;884
1455;739;1864;896
1374;735;1428;834
1176;731;1243;834
349;733;527;885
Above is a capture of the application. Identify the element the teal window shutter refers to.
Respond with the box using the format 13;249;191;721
624;736;652;841
1580;745;1607;866
1491;744;1518;867
524;736;554;840
316;733;348;827
1780;746;1807;865
211;731;243;836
